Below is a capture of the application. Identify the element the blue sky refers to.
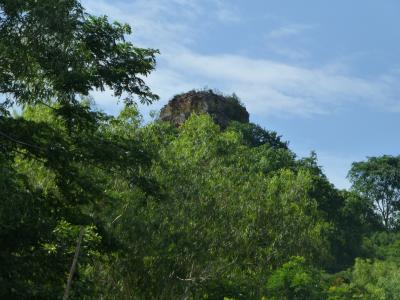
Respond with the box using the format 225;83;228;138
83;0;400;189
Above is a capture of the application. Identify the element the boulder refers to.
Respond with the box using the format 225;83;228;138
159;90;249;128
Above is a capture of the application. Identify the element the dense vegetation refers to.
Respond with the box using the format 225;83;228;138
1;1;400;299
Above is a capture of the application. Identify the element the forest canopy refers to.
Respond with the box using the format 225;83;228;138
1;1;400;299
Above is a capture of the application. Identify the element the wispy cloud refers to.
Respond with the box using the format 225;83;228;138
156;50;400;117
213;0;241;23
82;0;400;119
83;0;200;49
267;24;314;39
267;45;310;60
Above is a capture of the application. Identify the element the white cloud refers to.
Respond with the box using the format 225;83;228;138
160;50;400;117
267;45;310;60
78;0;400;188
267;24;314;39
264;23;315;60
83;0;198;49
81;0;400;119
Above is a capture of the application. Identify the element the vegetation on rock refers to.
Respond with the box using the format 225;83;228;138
159;89;249;128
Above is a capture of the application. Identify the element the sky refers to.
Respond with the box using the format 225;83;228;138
82;0;400;189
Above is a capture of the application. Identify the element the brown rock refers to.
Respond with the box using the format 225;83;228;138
159;90;249;128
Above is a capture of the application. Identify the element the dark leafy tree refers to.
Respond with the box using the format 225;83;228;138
266;256;326;300
348;155;400;230
0;0;158;298
0;0;158;110
297;152;378;271
228;121;288;149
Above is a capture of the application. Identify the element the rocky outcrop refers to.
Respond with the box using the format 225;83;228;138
159;90;249;128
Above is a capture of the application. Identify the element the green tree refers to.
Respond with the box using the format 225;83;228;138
348;155;400;230
297;153;376;271
362;231;400;261
328;258;400;300
266;256;326;300
0;0;158;109
0;0;158;298
227;121;288;149
103;114;330;299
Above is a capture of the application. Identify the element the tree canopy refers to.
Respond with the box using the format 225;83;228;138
0;0;158;298
0;0;158;110
348;155;400;230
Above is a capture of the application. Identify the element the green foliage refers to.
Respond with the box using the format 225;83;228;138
101;114;331;299
266;256;326;300
296;153;375;271
0;102;152;298
349;155;400;230
0;0;158;108
2;0;400;298
227;121;289;149
3;101;384;298
328;259;400;300
0;0;158;297
362;231;400;261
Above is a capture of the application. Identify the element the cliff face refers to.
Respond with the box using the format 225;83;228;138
159;90;249;128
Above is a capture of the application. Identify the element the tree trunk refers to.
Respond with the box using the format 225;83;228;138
63;226;85;300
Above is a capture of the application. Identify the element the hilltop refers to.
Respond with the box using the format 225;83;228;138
159;90;249;128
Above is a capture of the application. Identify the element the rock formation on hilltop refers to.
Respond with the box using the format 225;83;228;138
159;90;249;128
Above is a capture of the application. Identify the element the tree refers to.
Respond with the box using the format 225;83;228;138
0;0;158;298
102;114;330;299
328;258;400;300
265;256;326;300
296;153;378;271
348;155;400;230
0;0;158;110
227;121;289;149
